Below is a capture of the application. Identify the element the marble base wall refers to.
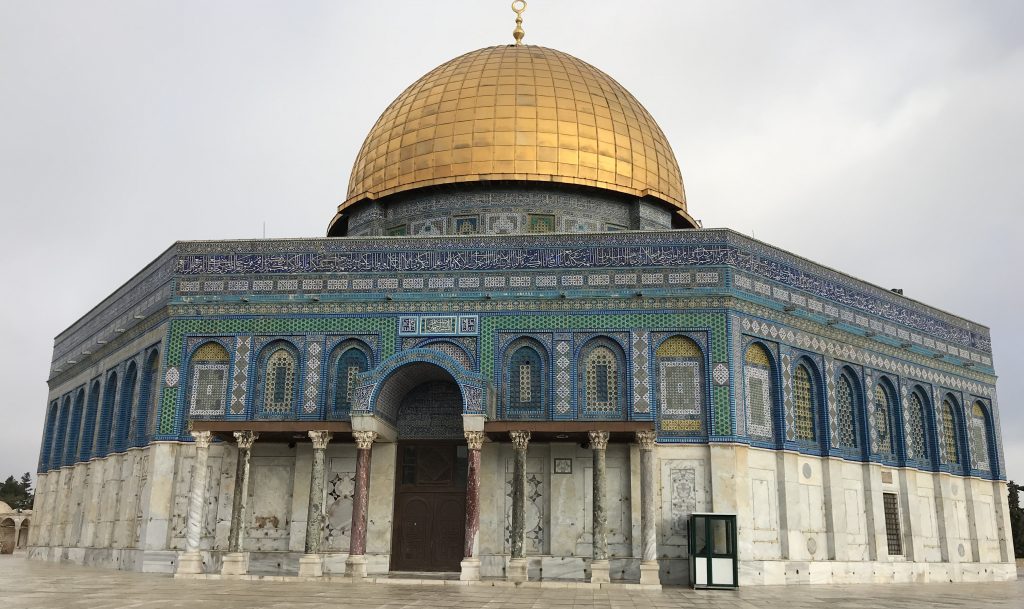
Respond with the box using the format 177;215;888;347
27;441;1017;584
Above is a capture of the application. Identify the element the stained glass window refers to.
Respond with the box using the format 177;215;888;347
744;344;774;441
941;400;959;465
970;403;991;471
836;374;858;449
581;343;621;415
874;384;893;455
263;348;296;414
906;391;928;461
331;347;368;416
189;342;230;417
507;345;544;414
793;365;816;441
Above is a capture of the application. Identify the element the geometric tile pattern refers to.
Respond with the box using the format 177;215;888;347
631;331;651;414
865;371;877;454
303;338;324;414
781;353;794;442
230;336;251;415
553;334;572;415
824;356;838;446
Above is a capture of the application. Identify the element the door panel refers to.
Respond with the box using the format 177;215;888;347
391;443;466;572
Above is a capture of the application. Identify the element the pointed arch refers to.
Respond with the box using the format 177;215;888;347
655;335;705;434
187;341;231;417
792;361;818;443
63;388;86;466
905;386;931;463
503;337;548;419
872;377;897;456
39;401;59;471
95;370;118;457
834;367;861;450
328;339;372;419
255;340;301;418
80;380;101;461
940;395;962;467
577;337;626;419
134;349;161;446
970;401;994;474
51;396;71;469
113;361;138;453
743;342;777;443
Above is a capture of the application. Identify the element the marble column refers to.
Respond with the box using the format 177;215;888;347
345;430;377;578
298;430;331;577
460;430;485;581
636;430;659;585
506;430;530;583
589;430;611;584
221;431;258;576
175;430;212;575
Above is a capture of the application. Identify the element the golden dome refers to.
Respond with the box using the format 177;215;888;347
339;45;691;224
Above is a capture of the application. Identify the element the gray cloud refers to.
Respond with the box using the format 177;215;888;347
1;1;1020;485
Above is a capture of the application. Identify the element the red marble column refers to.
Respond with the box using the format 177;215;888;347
346;431;376;577
460;431;485;581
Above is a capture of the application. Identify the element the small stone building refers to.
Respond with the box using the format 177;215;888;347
0;501;31;554
28;36;1015;585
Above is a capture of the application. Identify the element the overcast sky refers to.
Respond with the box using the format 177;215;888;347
0;1;1021;487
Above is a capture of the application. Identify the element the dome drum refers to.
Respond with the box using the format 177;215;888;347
329;182;695;237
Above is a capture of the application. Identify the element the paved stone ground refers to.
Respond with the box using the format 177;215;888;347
1;555;1021;609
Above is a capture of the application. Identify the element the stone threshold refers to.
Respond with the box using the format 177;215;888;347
175;572;663;590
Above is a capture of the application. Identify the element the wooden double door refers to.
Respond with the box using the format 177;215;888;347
390;442;467;572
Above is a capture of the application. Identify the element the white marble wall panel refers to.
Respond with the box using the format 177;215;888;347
323;449;357;552
246;453;295;552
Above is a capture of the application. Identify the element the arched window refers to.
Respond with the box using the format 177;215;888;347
656;336;704;434
744;344;775;442
793;364;816;442
331;345;369;417
970;402;992;472
835;373;858;449
259;344;299;416
873;383;894;455
579;340;624;417
906;389;929;461
39;401;58;471
188;342;231;417
80;381;101;461
95;371;117;457
63;389;85;467
51;396;71;469
940;399;960;465
505;344;545;417
114;362;138;453
134;351;160;446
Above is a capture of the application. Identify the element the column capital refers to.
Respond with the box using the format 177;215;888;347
233;430;259;450
509;430;531;450
464;430;486;451
588;430;609;451
308;430;333;450
190;430;213;449
635;430;657;451
352;430;377;450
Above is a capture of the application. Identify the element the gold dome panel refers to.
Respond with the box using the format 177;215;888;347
342;45;688;216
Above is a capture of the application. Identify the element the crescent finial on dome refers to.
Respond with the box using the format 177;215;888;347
512;1;526;46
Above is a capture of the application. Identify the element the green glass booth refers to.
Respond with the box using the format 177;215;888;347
688;513;738;588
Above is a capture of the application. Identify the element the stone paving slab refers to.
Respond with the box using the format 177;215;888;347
1;555;1021;609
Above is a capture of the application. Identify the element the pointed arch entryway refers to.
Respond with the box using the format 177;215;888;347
374;360;467;572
